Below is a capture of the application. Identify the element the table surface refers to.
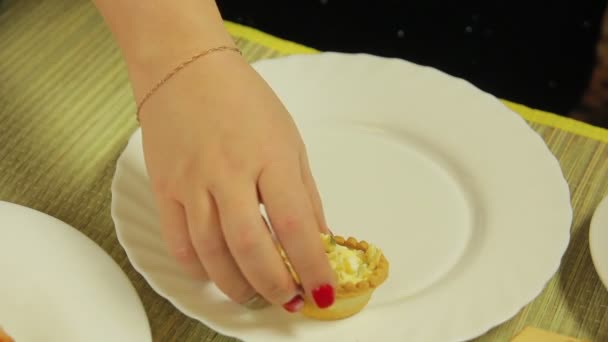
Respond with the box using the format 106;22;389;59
1;1;608;341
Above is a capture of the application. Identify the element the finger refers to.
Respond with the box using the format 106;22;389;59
212;179;303;309
184;189;259;306
299;150;331;234
258;161;337;309
155;196;208;280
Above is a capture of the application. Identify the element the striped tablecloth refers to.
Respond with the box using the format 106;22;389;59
1;1;607;341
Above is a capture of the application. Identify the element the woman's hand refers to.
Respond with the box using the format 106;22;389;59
137;50;337;312
93;0;336;312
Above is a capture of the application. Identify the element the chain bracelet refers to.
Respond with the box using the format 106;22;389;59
135;45;242;122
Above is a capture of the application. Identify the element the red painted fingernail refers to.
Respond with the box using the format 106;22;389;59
282;295;304;313
312;284;334;308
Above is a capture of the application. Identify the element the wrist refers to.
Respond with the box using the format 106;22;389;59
135;46;244;121
94;0;237;99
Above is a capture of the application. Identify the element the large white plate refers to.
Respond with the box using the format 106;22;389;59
111;52;572;342
590;195;608;290
0;201;151;342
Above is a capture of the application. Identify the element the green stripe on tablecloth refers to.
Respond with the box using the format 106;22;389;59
1;1;607;341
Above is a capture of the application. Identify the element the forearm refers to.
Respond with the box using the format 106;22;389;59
92;0;236;101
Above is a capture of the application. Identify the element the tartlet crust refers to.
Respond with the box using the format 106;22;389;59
299;234;389;320
330;235;389;298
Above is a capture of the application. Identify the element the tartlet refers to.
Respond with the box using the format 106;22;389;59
280;233;389;320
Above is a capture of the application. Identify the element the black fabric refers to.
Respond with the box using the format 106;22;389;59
218;0;608;116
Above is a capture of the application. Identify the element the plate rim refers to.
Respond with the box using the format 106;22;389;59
110;51;573;342
590;194;608;289
0;200;152;342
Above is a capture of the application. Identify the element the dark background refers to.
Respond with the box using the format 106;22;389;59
217;0;607;116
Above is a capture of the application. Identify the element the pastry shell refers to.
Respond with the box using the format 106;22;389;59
300;234;389;320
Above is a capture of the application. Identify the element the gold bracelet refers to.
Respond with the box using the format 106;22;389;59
135;45;242;122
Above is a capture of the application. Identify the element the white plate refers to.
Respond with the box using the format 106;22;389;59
590;195;608;289
0;201;151;342
111;52;572;342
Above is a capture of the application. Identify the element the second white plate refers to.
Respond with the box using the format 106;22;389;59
0;201;151;342
590;195;608;290
111;52;572;342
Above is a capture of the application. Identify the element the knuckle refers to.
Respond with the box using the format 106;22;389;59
205;170;239;197
150;176;171;196
205;179;221;197
178;158;199;180
150;176;185;200
170;245;199;265
176;162;204;191
222;156;247;175
209;145;246;176
196;236;229;261
273;215;303;235
232;225;261;254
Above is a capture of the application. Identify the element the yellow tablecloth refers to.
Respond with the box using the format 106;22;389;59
1;1;607;341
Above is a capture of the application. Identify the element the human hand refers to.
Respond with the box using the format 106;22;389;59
136;50;337;312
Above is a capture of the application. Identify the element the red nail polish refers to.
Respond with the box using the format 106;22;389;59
283;295;304;313
312;284;334;308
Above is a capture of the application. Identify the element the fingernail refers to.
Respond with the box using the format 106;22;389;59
283;295;304;313
312;284;334;308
